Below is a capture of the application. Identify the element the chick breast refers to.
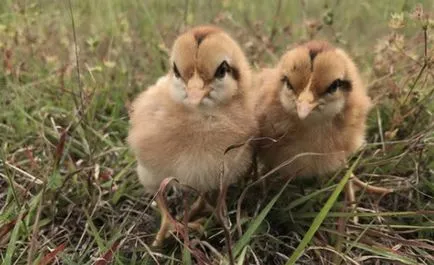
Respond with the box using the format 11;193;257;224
128;76;257;193
259;121;353;178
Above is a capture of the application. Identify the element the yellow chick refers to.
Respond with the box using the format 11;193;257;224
256;40;372;179
127;25;258;246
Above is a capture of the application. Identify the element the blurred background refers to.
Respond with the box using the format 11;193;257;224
0;1;433;264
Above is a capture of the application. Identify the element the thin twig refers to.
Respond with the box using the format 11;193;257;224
67;0;83;113
402;25;429;105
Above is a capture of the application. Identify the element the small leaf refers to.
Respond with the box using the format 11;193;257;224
87;65;103;72
182;246;192;265
47;171;62;190
103;60;116;68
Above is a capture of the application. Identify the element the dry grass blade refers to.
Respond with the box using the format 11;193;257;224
38;243;67;265
348;241;419;265
54;128;68;166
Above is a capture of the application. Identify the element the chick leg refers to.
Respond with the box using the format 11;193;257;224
152;192;210;247
152;194;173;247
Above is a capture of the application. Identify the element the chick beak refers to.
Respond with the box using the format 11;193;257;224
296;101;318;119
187;89;208;105
296;88;318;120
186;75;207;105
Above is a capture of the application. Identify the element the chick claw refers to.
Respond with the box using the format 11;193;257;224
152;194;210;248
151;216;206;248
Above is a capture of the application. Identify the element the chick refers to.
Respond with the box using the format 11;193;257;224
257;40;371;178
256;40;393;204
127;25;257;246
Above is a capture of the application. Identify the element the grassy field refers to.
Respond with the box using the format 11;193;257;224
0;0;433;264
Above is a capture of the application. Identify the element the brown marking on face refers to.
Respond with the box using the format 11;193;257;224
309;51;347;97
279;48;311;95
231;66;240;81
194;29;242;82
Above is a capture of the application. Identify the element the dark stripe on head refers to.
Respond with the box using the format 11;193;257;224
309;50;318;62
192;26;221;46
304;40;333;71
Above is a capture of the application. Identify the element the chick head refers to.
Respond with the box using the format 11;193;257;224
278;40;354;122
169;25;251;108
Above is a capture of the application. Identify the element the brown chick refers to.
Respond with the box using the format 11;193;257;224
127;25;258;246
256;40;372;179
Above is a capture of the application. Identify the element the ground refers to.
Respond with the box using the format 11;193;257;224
0;0;433;264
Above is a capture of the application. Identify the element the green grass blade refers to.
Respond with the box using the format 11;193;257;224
4;211;24;265
233;177;291;257
84;211;106;250
236;246;248;265
285;156;361;265
283;185;336;211
182;245;192;265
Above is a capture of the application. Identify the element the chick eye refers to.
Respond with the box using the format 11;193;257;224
214;61;230;79
281;76;294;91
173;63;181;78
326;79;342;94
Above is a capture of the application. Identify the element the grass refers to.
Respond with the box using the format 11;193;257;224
0;0;433;264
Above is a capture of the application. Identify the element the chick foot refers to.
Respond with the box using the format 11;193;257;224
187;193;215;220
152;194;209;247
351;175;394;194
344;174;394;224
